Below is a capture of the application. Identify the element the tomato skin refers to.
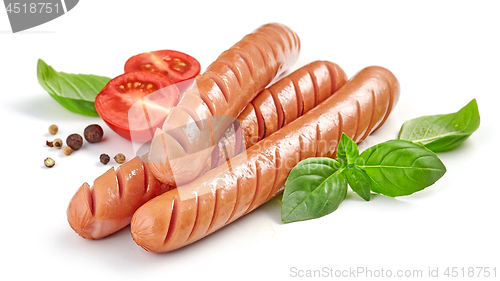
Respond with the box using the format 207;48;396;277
95;71;179;142
124;50;201;89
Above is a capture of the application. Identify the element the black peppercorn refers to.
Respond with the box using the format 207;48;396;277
84;124;104;143
100;153;110;165
66;134;83;150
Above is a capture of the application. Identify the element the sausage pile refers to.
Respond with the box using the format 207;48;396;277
67;23;400;252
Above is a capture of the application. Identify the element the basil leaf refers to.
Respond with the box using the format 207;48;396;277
281;158;347;223
337;133;359;166
343;166;371;201
398;99;480;152
358;140;446;197
37;59;111;116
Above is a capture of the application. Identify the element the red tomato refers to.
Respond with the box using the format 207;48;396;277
124;50;201;85
95;71;179;142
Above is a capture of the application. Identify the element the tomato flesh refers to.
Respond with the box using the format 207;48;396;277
95;71;179;142
124;50;201;84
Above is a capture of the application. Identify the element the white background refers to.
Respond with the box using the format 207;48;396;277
1;0;499;280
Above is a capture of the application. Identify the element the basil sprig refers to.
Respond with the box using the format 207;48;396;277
281;134;446;223
398;99;480;152
37;59;111;116
281;99;480;223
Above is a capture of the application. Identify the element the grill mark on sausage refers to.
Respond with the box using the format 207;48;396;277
315;123;321;157
197;89;216;117
90;187;96;217
157;127;189;160
233;49;254;79
259;26;287;60
187;193;200;241
293;30;301;50
290;73;304;118
361;89;377;141
219;59;242;87
266;148;281;202
207;187;220;233
335;112;343;158
257;157;274;206
298;134;304;161
354;100;362;142
251;100;266;141
83;183;95;217
225;178;240;224
115;168;124;199
375;76;395;132
325;61;339;93
242;37;269;71
207;114;215;146
233;120;243;156
266;24;293;52
268;87;285;130
245;161;261;214
253;33;278;60
307;69;319;107
177;103;204;132
210;144;220;169
163;196;178;245
205;73;229;103
141;161;150;195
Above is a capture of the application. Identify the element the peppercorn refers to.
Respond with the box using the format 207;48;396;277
62;146;73;156
53;138;63;149
44;157;55;168
46;140;54;147
84;124;104;143
66;134;83;150
48;124;58;135
100;153;110;165
114;153;126;164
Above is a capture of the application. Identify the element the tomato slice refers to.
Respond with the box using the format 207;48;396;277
95;71;179;142
124;50;201;84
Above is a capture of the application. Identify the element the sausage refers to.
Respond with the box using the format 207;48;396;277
146;23;300;186
130;66;401;253
67;61;347;239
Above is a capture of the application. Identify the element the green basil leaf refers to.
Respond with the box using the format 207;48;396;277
37;59;111;116
398;99;480;152
337;133;359;166
281;157;347;223
358;140;446;197
343;166;371;201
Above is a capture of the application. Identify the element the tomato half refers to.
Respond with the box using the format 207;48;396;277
124;50;201;84
95;71;179;142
